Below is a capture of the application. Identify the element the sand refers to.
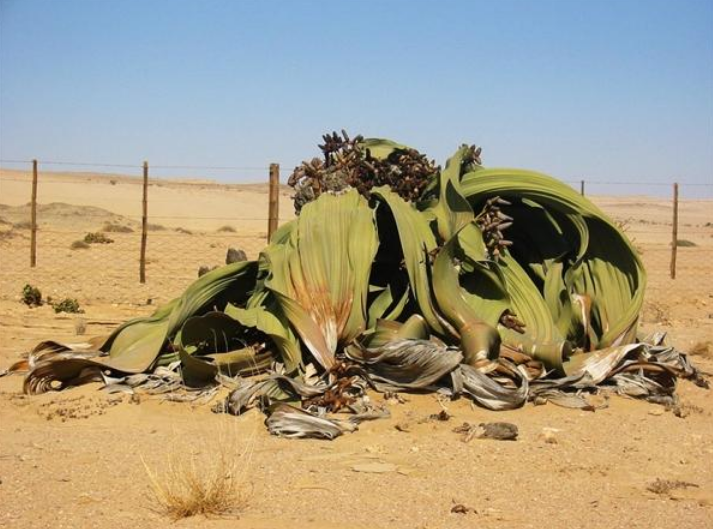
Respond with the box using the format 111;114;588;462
0;169;712;529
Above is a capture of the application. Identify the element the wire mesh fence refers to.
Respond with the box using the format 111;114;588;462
0;160;711;309
0;161;290;304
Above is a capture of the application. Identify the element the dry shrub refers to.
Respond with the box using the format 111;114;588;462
143;425;254;520
676;239;697;247
13;220;32;230
0;230;16;241
70;240;90;250
102;222;134;233
84;232;114;244
672;401;704;418
74;317;87;335
175;227;193;235
217;225;236;233
647;478;698;495
147;223;166;231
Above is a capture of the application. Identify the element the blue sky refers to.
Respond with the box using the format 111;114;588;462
0;0;711;195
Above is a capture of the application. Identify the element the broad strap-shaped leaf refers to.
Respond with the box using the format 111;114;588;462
175;311;273;385
461;168;645;354
432;223;503;365
496;250;572;370
347;339;463;390
264;190;378;369
366;282;410;329
371;186;456;338
21;261;261;389
427;145;474;242
357;137;410;160
357;315;430;349
102;260;259;372
224;304;302;374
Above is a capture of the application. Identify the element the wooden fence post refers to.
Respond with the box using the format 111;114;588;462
140;161;148;284
268;163;280;241
580;179;585;196
670;182;679;279
30;159;38;267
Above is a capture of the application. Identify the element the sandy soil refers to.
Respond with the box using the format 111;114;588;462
0;170;712;528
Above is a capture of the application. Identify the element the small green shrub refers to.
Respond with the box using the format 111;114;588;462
49;297;84;314
21;284;43;307
676;239;697;247
84;232;114;244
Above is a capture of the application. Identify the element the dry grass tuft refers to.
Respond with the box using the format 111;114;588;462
102;222;134;233
647;478;699;495
143;426;254;520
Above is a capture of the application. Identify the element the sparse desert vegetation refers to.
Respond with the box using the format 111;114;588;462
0;168;711;529
20;283;43;307
48;297;83;314
102;222;134;233
677;239;697;247
143;430;253;520
84;232;114;244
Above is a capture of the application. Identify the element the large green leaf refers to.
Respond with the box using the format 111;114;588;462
224;304;302;373
175;311;273;385
371;186;456;338
496;250;571;370
427;145;475;242
357;138;410;160
432;223;502;365
461;168;645;359
97;260;259;373
264;190;378;369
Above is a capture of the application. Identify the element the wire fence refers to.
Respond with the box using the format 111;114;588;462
0;160;711;310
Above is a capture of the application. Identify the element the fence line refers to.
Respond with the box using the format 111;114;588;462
2;158;711;187
1;159;282;284
1;157;711;306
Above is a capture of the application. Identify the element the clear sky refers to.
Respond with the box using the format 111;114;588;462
0;0;711;196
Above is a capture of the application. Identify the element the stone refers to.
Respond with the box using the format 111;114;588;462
226;247;247;264
541;427;560;444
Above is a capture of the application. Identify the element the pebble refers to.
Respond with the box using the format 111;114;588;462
542;427;560;444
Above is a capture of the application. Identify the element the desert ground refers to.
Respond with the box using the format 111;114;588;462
0;169;712;529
